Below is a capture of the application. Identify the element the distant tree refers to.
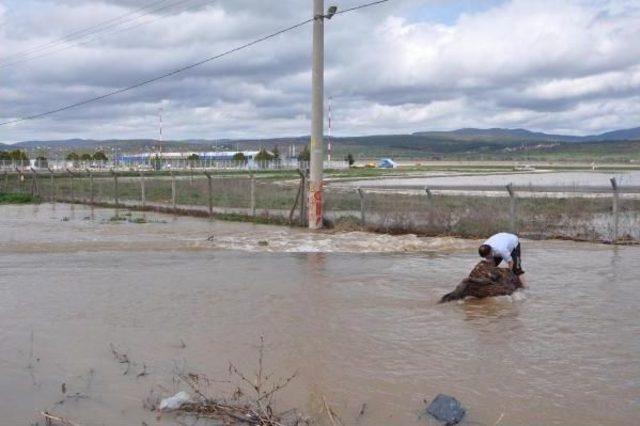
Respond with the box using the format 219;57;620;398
10;149;29;161
0;150;28;166
35;156;48;168
297;145;310;162
150;154;162;170
187;153;200;167
233;152;247;163
345;153;355;167
80;153;92;161
66;152;80;161
93;151;108;162
255;148;274;162
272;145;280;160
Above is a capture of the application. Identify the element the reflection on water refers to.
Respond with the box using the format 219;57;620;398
0;204;639;425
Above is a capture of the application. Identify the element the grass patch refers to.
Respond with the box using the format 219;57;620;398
0;192;39;204
128;217;147;224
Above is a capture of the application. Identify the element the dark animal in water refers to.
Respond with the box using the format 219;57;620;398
440;261;523;303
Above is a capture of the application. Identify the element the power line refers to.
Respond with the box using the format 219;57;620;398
0;0;206;69
4;0;213;70
0;0;172;63
335;0;389;15
0;0;390;127
1;19;312;126
85;0;215;46
0;0;203;68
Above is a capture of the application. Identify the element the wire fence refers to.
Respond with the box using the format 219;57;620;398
2;169;639;243
0;158;347;172
352;181;640;243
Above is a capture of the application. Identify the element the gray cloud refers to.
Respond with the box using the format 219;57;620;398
1;0;639;143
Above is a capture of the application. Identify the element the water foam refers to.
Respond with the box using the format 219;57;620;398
207;231;475;254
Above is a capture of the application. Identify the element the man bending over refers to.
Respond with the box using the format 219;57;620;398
478;232;526;286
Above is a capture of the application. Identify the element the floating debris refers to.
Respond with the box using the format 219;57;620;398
159;391;191;411
440;260;523;303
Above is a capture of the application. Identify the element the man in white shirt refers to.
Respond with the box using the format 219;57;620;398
478;232;526;285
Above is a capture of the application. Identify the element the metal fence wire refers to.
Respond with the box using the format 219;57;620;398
2;169;639;243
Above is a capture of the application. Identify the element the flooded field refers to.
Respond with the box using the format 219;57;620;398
341;170;640;188
1;204;639;425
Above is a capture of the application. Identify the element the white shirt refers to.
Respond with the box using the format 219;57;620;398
484;232;519;262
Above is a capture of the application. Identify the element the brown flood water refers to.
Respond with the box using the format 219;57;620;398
1;203;639;425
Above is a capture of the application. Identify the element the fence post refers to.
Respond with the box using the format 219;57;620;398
66;168;75;202
139;171;146;208
289;172;304;224
506;183;516;233
48;168;56;202
30;168;39;196
298;170;306;226
204;171;213;217
86;169;94;205
15;167;24;193
250;172;256;217
171;171;177;210
425;187;433;200
112;170;119;207
357;188;366;225
610;177;619;243
424;187;434;228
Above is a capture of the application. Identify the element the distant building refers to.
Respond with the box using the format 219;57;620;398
120;150;260;163
378;158;398;168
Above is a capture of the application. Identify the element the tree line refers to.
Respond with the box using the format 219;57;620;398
2;146;355;167
0;150;29;161
0;149;109;162
65;151;109;162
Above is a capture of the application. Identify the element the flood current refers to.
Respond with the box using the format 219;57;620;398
1;204;638;425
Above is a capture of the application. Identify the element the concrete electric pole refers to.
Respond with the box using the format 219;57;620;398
309;0;336;229
327;96;333;165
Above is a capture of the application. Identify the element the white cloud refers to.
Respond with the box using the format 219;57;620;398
0;0;639;142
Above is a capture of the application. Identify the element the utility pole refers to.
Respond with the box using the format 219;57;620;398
309;0;326;229
327;95;333;164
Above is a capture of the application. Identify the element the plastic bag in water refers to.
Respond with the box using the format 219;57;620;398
426;394;466;425
159;391;191;411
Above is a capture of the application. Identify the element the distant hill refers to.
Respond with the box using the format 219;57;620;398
412;128;582;142
412;126;640;143
583;127;640;141
2;126;638;161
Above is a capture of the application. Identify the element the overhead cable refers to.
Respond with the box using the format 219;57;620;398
0;0;204;68
0;0;390;127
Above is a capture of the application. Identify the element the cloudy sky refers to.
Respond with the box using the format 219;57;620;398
1;0;639;143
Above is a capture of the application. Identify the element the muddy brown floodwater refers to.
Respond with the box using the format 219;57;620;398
1;203;639;425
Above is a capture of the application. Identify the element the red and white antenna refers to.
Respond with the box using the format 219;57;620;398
158;106;164;155
327;96;333;163
158;107;163;142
